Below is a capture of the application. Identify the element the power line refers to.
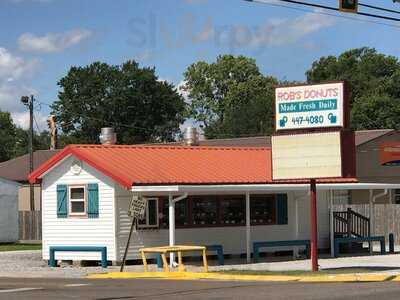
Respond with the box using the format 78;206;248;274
359;3;400;15
276;0;400;22
33;114;42;133
243;0;400;29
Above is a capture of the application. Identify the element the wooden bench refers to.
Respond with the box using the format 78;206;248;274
140;245;208;272
156;244;224;268
253;240;310;263
49;246;108;268
334;236;385;257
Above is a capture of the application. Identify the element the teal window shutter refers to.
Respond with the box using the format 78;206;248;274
277;194;288;225
87;183;99;218
56;184;68;218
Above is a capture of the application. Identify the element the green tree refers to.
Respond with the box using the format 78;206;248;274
306;47;400;129
351;95;400;130
51;61;186;144
0;110;16;162
183;54;277;138
14;128;52;157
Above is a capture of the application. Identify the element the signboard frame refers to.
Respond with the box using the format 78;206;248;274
274;81;350;134
271;130;356;181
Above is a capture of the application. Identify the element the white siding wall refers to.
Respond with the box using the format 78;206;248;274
115;188;331;261
41;156;116;261
0;178;19;243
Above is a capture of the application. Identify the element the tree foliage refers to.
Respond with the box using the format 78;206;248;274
306;47;400;129
51;61;186;144
183;55;277;138
14;128;51;158
0;110;16;162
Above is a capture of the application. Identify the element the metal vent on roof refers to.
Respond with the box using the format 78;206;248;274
183;127;199;146
99;128;117;145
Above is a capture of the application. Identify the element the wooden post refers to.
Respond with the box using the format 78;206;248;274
310;179;318;272
202;248;208;273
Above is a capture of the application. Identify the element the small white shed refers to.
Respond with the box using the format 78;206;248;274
0;177;19;243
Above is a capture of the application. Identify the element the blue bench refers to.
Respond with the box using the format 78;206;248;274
156;244;224;268
253;240;310;263
49;246;108;268
206;245;224;265
334;236;385;257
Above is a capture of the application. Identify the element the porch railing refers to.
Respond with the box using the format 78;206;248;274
333;208;370;238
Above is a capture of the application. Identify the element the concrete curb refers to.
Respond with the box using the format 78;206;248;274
87;272;400;282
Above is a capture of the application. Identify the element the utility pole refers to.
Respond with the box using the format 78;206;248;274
21;95;35;211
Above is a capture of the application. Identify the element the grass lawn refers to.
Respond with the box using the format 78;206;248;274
0;243;42;252
216;268;386;276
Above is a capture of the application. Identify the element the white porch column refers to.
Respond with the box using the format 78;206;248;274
246;192;251;263
169;193;175;266
369;190;373;253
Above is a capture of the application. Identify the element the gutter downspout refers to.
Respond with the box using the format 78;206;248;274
369;189;388;253
169;193;188;267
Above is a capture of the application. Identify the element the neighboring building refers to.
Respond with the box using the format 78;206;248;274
0;177;19;243
0;150;60;211
28;144;398;265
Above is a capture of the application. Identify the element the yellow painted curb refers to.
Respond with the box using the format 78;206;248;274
87;272;399;282
298;274;391;282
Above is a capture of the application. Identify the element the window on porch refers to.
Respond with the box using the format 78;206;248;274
158;194;280;228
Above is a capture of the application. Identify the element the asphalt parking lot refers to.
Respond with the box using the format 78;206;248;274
1;278;400;300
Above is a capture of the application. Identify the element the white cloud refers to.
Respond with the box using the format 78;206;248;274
250;11;335;47
18;29;92;53
0;47;46;130
12;111;48;131
0;47;38;82
207;10;335;49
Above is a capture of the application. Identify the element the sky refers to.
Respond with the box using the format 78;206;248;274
0;0;399;131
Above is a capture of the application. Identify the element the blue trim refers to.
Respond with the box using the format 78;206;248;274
56;185;68;218
277;194;288;225
334;236;385;257
87;183;99;218
49;246;107;268
253;240;310;262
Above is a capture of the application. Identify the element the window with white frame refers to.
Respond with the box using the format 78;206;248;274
69;186;86;216
138;198;159;228
394;189;400;204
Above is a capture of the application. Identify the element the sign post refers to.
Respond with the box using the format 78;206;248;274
120;194;147;272
272;81;354;272
310;179;318;271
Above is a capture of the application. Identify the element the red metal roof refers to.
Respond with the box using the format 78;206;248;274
28;145;272;188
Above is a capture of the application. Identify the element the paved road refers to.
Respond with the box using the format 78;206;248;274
0;278;400;300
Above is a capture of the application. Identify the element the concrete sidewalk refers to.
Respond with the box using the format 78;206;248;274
2;250;400;278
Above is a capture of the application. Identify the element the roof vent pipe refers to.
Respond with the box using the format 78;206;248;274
99;127;117;145
183;127;199;146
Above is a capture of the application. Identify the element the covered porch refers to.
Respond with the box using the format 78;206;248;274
132;182;400;266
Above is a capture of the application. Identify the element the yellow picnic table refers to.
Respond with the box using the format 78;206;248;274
139;245;208;272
